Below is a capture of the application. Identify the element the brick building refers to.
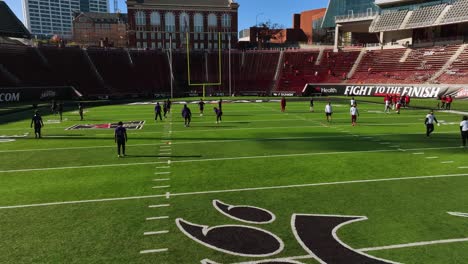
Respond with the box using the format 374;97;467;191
294;8;327;44
127;0;239;50
73;12;128;47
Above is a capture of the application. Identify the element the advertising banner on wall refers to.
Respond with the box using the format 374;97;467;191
302;84;468;99
0;86;82;104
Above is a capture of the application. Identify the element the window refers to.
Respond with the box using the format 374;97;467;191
208;13;217;28
135;11;145;26
221;14;231;28
151;32;155;39
150;12;160;26
179;12;190;32
194;13;203;32
165;12;175;32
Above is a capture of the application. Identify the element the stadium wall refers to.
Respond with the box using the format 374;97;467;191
303;83;468;99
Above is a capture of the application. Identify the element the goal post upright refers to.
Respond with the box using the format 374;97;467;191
186;31;222;99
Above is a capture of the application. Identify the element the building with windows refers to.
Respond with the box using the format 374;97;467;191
73;12;127;47
79;0;109;12
127;0;239;50
22;0;109;39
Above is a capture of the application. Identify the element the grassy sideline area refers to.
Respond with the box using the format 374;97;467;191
0;99;467;263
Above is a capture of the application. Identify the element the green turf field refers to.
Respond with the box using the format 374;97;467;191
0;98;467;264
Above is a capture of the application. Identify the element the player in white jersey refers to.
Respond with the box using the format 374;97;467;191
350;104;359;126
460;116;468;147
385;99;391;113
425;111;439;137
325;102;333;122
350;97;356;106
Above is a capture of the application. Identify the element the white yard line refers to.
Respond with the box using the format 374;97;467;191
152;185;170;189
153;179;170;182
143;230;169;236
2;173;468;210
357;237;468;252
148;204;170;208
441;161;454;164
146;216;169;221
0;146;463;174
139;248;168;254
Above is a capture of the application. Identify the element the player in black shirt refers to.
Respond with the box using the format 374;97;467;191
198;99;205;116
30;111;44;139
78;103;84;121
114;121;128;158
58;102;64;121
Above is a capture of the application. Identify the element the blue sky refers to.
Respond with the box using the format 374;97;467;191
3;0;328;30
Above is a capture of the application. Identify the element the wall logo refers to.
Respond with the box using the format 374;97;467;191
40;90;57;99
0;93;20;102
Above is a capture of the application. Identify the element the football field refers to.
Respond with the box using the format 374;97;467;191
0;98;467;264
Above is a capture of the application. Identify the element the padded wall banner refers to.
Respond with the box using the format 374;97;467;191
303;84;468;99
0;86;82;104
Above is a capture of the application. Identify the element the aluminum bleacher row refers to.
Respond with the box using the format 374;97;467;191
1;44;468;96
371;10;408;32
440;0;468;24
369;0;468;33
405;3;447;29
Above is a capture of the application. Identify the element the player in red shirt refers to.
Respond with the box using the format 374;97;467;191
405;95;411;108
280;97;286;112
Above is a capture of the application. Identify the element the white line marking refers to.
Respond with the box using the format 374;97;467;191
146;216;169;221
154;172;170;175
148;204;170;208
426;157;439;159
153;179;170;182
139;248;168;254
0;146;462;174
413;153;425;155
448;212;468;218
458;167;468;169
441;161;454;164
144;230;169;236
152;185;170;189
357;237;468;252
2;173;468;210
156;166;170;169
390;145;400;148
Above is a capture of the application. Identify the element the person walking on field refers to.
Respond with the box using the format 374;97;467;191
182;104;192;127
154;102;163;122
281;97;286;112
425;111;439;137
199;99;205;116
460;116;468;148
310;98;314;112
58;102;64;121
325;102;333;122
350;104;359;126
78;103;84;121
115;121;127;158
163;100;169;118
214;107;223;124
30;111;44;139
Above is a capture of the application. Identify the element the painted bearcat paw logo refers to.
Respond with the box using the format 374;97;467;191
176;200;398;264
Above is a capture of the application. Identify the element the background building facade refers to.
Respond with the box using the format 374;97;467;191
22;0;109;39
73;12;127;47
127;0;239;50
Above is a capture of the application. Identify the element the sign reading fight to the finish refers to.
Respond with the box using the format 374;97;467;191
0;86;82;104
303;83;468;99
66;121;145;130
